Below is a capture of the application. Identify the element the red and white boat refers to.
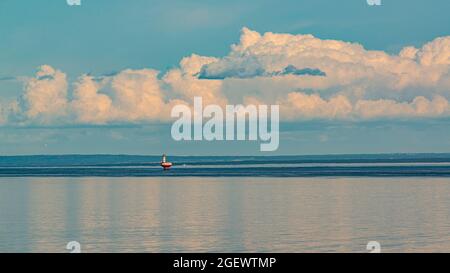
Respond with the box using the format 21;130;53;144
160;154;173;170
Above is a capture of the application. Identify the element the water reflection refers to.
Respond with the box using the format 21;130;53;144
1;177;450;252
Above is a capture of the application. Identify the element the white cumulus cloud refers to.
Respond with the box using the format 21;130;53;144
0;28;449;126
19;65;68;124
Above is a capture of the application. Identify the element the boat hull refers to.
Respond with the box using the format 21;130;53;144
161;162;173;170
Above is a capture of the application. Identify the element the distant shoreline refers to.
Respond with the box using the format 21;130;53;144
2;153;450;166
1;154;450;178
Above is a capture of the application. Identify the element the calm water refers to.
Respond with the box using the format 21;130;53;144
2;176;450;253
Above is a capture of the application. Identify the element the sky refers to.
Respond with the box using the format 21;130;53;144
0;0;449;155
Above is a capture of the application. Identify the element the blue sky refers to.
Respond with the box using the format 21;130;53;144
1;0;448;77
0;0;449;155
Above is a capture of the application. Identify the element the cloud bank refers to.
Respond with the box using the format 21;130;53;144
0;27;449;126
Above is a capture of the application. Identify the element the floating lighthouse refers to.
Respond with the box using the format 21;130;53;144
160;154;173;170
